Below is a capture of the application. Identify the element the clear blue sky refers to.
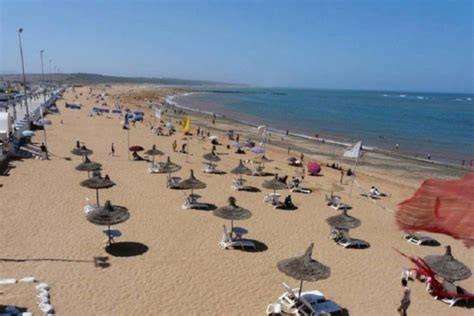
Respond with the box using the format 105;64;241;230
1;0;473;93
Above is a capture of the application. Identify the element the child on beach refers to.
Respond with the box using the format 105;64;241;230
397;279;411;316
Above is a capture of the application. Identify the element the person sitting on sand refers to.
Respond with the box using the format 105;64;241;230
369;186;381;196
132;151;145;161
282;195;295;208
235;147;245;154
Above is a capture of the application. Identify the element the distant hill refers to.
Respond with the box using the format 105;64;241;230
0;72;238;86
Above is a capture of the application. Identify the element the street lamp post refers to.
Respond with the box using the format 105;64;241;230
40;49;46;102
39;50;49;159
49;59;52;83
17;28;30;124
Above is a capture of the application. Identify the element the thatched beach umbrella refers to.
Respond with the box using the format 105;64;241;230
157;156;182;174
203;150;221;162
326;209;361;230
86;200;130;245
262;174;288;195
231;160;252;176
231;160;252;182
75;155;102;177
80;171;116;205
424;245;472;281
277;243;331;298
145;144;164;165
213;197;252;233
71;144;93;161
254;154;272;167
178;169;206;195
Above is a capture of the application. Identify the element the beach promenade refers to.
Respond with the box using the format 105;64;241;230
0;84;472;315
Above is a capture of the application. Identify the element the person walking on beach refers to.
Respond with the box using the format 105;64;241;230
300;152;304;162
340;169;344;184
172;140;177;152
109;143;115;156
397;279;411;316
40;142;48;160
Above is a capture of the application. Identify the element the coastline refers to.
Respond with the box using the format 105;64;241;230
164;91;471;181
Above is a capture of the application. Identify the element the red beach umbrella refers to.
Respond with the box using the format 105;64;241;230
307;161;321;176
395;173;474;248
129;145;144;152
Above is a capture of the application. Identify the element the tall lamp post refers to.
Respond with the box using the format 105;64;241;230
40;49;46;102
18;27;30;124
39;50;49;159
49;59;52;83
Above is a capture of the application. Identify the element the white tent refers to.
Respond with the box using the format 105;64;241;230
0;112;10;136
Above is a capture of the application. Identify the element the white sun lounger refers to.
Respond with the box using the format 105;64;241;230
331;230;369;249
167;176;181;189
39;303;53;313
0;278;17;285
35;282;50;290
19;277;36;283
219;225;256;250
202;162;220;174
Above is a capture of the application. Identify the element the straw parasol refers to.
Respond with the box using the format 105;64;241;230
157;156;182;174
86;200;130;245
230;160;252;181
213;197;252;233
80;171;116;205
424;245;472;281
262;174;288;195
178;169;206;195
277;243;331;298
145;144;164;165
71;145;93;159
75;155;102;177
325;209;361;230
203;150;221;162
254;154;272;167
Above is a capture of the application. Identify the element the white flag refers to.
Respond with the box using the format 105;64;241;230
257;125;267;136
343;141;362;159
154;107;161;119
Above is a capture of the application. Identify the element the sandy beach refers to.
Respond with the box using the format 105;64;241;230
1;84;472;315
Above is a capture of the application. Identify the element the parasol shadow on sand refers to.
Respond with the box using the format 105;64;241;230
105;242;149;257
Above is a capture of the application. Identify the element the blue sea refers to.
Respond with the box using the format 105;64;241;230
173;88;473;164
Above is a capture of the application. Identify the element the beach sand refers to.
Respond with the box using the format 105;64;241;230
1;84;472;315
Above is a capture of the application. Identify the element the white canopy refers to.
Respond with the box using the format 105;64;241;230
0;112;10;135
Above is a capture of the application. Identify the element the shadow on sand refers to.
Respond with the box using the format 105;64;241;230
234;239;268;253
105;242;149;257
